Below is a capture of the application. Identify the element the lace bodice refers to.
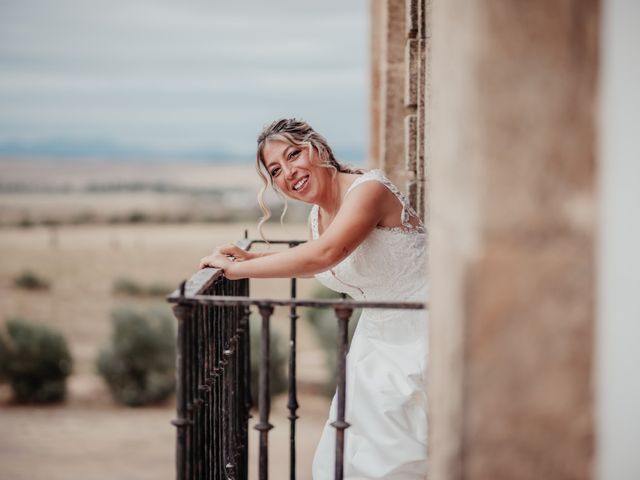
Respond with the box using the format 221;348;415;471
310;169;428;302
311;169;429;478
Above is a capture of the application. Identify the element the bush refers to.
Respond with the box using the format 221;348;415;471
112;277;143;296
70;211;96;225
127;211;148;223
13;270;50;291
250;313;287;406
0;331;8;383
306;287;361;395
0;318;73;403
145;282;172;297
18;216;34;228
112;276;173;298
97;306;175;407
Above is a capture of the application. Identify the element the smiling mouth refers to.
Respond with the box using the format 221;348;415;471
292;176;309;191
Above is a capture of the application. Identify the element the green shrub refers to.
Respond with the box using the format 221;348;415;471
145;282;172;297
250;314;287;405
18;216;34;228
70;211;96;225
0;318;72;403
112;276;172;297
0;328;10;383
127;211;148;223
13;270;50;291
41;218;61;227
112;277;143;296
306;287;361;395
97;306;175;407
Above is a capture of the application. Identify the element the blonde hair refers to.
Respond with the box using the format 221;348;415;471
255;118;363;239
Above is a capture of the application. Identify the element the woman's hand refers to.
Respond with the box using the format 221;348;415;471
211;243;254;262
198;253;242;279
199;243;254;279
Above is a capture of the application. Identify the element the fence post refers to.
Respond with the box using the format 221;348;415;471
332;305;353;480
288;276;300;480
171;281;193;480
255;303;274;480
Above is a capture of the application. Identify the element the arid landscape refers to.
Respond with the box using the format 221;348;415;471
0;159;332;480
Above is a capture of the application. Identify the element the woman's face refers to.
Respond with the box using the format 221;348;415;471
261;139;327;203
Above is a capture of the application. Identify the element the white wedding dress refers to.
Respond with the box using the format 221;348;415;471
310;169;429;480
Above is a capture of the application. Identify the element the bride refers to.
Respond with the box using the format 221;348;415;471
199;118;428;479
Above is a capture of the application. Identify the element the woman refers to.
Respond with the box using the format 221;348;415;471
199;118;428;479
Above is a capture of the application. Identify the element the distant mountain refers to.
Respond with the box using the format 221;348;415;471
0;138;366;164
0;138;250;163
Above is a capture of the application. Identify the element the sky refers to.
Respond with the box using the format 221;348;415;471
0;0;369;162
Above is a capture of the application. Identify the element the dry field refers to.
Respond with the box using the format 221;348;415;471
0;160;293;226
0;221;332;480
0;159;264;190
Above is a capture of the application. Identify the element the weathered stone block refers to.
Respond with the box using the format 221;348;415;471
406;0;418;38
423;0;432;38
381;63;406;184
405;38;419;107
406;179;418;213
386;0;406;65
416;178;425;220
369;0;384;168
417;38;428;181
405;114;418;173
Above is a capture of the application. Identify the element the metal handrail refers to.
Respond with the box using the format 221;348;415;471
168;295;426;310
168;236;427;480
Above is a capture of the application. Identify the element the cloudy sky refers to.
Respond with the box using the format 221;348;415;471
0;0;369;162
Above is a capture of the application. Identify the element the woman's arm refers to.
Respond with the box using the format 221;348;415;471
208;243;274;261
200;181;390;280
204;242;315;277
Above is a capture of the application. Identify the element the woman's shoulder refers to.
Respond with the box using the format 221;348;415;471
346;169;426;235
346;168;386;190
344;172;397;206
345;168;403;200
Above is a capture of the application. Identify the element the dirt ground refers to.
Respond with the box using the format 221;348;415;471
0;390;330;480
0;223;332;480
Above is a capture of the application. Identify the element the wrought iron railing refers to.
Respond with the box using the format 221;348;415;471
167;237;427;480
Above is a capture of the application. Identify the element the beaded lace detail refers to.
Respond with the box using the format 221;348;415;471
310;169;426;238
309;169;428;302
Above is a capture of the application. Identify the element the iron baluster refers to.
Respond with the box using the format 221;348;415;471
287;275;300;480
204;302;213;479
171;281;191;480
221;280;231;479
241;302;251;480
255;304;274;480
332;306;353;480
196;304;204;480
186;302;194;480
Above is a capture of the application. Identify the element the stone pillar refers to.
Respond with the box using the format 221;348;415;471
420;0;432;222
373;0;407;188
405;0;430;219
370;0;431;219
369;0;383;170
428;2;598;479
